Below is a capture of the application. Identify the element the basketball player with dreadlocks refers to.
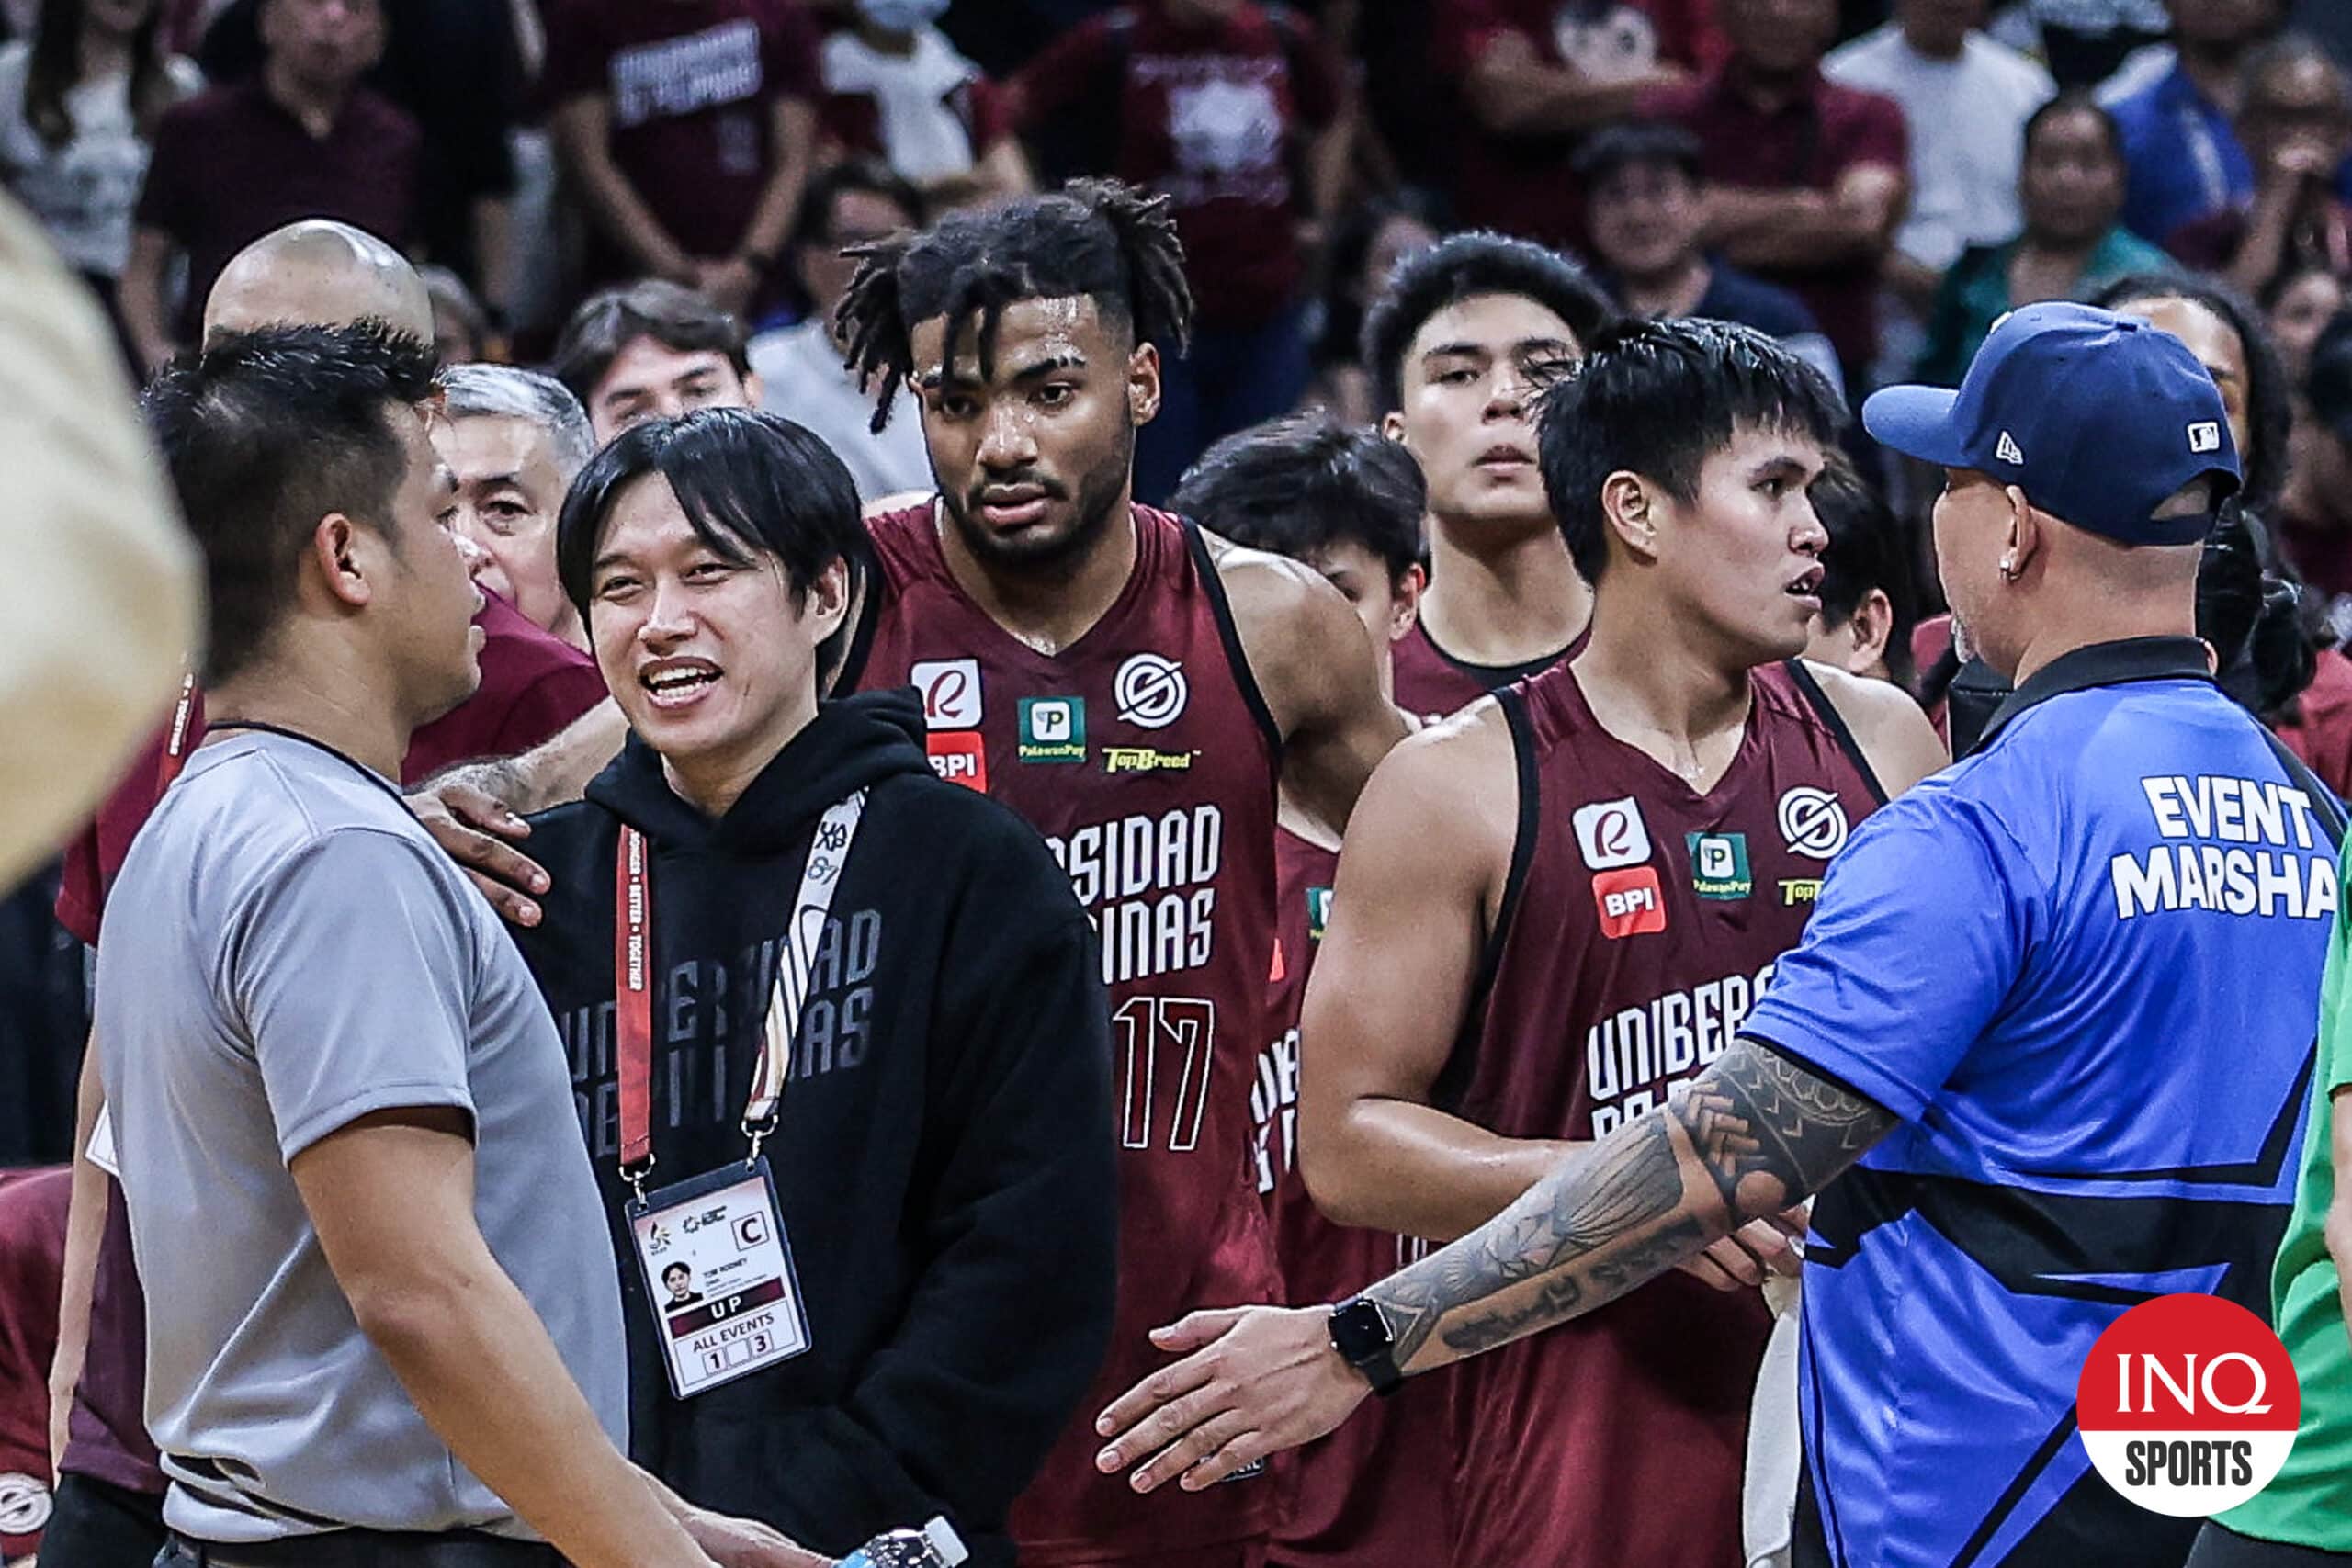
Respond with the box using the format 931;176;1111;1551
827;178;1404;1568
412;180;1405;1567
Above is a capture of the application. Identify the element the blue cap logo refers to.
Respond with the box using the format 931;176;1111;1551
1862;302;2241;547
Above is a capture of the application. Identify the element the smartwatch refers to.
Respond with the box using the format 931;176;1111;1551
1327;1297;1405;1397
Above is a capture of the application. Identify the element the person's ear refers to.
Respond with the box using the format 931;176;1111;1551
1999;485;2045;582
1380;409;1407;445
1845;587;1894;671
807;556;853;645
1128;342;1162;427
741;368;765;408
1600;470;1660;565
1388;562;1428;644
311;514;375;610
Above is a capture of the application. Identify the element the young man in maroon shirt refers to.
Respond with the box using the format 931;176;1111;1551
1010;0;1351;502
119;0;420;373
544;0;820;320
1645;0;1907;389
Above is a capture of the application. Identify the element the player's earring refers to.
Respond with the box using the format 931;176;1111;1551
1998;557;2020;582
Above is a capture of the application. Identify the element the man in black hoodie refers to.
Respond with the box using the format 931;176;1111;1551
509;407;1118;1568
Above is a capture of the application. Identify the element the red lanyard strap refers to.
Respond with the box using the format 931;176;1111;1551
613;791;868;1190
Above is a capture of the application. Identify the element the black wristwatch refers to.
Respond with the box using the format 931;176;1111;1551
1327;1297;1405;1397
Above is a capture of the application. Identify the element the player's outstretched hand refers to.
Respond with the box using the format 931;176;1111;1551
678;1504;834;1568
409;776;549;927
1676;1213;1806;1292
1093;1305;1369;1495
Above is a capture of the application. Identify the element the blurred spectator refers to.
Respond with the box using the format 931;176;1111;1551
435;364;594;653
1825;0;2054;319
1012;0;1350;502
1300;191;1437;425
2095;271;2290;506
1991;0;2168;86
1800;453;1920;690
543;0;818;321
117;0;416;371
0;864;80;1163
1431;0;1722;252
1913;92;2171;384
2108;0;2280;245
818;0;1030;209
419;261;490;362
2278;312;2352;638
0;0;198;341
1577;118;1846;397
1648;0;1908;388
549;276;761;441
2267;260;2346;380
0;1169;66;1566
746;157;931;502
2168;34;2351;295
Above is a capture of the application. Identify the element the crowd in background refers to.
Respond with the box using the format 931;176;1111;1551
0;0;2344;1145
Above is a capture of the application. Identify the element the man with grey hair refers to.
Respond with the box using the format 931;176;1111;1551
436;367;596;653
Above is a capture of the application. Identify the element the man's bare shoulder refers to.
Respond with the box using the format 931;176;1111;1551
1799;660;1948;795
1349;698;1519;867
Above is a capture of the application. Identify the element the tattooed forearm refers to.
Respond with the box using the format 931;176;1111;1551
1360;1042;1894;1376
1673;1041;1894;1213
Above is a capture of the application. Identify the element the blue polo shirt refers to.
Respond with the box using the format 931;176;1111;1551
1744;638;2340;1568
2110;63;2254;244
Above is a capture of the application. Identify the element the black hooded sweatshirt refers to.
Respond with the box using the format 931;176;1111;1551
511;689;1117;1566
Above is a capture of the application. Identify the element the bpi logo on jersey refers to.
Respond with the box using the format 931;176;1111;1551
1572;796;1653;870
1114;653;1189;728
2077;1293;2300;1517
1592;866;1668;938
926;731;987;791
911;659;982;729
1778;787;1850;860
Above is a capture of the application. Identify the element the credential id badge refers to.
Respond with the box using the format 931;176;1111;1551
628;1157;812;1398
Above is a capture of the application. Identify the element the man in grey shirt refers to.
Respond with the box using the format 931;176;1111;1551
101;322;820;1568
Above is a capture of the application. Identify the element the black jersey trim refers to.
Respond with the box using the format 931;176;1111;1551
1418;621;1576;692
1431;685;1542;1114
1783;659;1888;807
1946;1412;2083;1568
1185;519;1285;765
2262;726;2348;849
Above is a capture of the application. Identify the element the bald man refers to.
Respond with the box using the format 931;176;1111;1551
202;219;434;344
40;220;607;1568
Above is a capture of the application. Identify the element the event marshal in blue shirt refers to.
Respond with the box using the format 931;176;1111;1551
1080;303;2344;1568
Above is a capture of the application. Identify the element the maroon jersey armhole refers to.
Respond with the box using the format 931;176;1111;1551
1182;518;1285;764
1430;682;1543;1115
1781;658;1890;806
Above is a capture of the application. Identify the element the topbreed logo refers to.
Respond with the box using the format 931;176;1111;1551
2077;1292;2300;1517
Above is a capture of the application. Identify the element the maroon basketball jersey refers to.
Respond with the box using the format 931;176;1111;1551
850;502;1285;1562
1389;620;1578;725
1439;658;1883;1568
1251;829;1451;1568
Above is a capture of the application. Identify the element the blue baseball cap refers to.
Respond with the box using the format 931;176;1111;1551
1862;301;2241;547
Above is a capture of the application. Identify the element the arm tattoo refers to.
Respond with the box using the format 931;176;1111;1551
1363;1041;1894;1373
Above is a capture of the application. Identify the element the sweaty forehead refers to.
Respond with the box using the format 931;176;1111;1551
913;295;1122;380
1408;293;1580;363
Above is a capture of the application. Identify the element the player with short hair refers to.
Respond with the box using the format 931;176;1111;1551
1362;232;1617;720
1095;318;1944;1568
1170;409;1436;1568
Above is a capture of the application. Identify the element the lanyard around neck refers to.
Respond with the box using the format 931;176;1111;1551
157;673;199;791
613;790;868;1194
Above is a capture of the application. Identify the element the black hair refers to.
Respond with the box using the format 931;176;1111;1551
2022;89;2125;164
2202;511;2320;719
794;155;926;254
1810;455;1920;691
838;177;1193;434
1536;317;1846;584
27;0;176;150
1572;118;1705;186
662;1262;691;1282
1362;231;1620;413
1311;190;1442;372
556;408;867;628
143;321;439;684
548;279;752;405
2091;272;2292;512
1170;412;1428;585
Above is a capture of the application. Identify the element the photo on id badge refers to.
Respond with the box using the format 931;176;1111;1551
629;1159;813;1397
